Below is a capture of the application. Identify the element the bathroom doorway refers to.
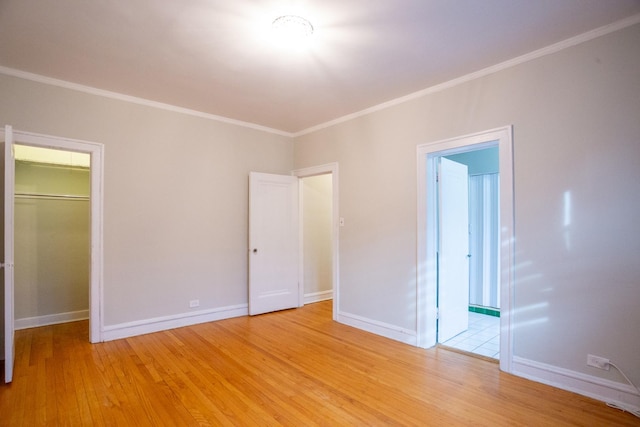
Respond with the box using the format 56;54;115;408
438;147;500;359
416;126;514;372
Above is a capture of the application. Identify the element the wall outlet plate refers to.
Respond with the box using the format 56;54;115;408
587;354;610;370
189;299;200;308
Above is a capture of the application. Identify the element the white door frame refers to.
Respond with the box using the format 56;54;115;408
292;163;339;321
417;126;514;373
3;128;104;343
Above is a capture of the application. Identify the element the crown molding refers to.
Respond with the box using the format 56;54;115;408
293;13;640;137
2;13;638;139
0;66;294;138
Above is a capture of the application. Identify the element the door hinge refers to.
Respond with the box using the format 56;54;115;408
436;308;439;320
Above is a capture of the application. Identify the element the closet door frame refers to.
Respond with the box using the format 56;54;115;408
7;128;104;343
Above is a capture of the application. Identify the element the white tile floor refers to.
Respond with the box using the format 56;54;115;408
441;312;500;359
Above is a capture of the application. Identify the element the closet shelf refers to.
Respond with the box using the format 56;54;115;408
15;192;89;201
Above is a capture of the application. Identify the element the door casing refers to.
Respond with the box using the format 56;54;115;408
417;126;514;373
2;128;104;345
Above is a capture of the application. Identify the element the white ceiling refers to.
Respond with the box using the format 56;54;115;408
1;0;639;134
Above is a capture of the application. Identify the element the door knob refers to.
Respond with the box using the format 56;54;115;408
253;248;258;253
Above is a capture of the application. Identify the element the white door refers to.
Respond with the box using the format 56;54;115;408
1;125;15;383
248;172;299;315
438;158;469;343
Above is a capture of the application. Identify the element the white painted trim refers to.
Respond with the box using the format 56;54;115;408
3;128;105;343
294;14;640;137
337;312;417;346
513;356;640;412
304;290;333;305
416;126;514;374
0;66;293;138
15;310;89;330
102;304;248;342
292;163;340;321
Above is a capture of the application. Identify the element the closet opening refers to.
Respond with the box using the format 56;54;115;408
14;145;91;331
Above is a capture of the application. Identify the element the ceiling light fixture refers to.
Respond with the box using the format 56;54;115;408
271;15;314;39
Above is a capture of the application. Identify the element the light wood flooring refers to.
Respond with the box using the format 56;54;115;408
1;301;636;426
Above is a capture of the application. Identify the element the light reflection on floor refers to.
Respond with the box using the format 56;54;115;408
442;312;500;359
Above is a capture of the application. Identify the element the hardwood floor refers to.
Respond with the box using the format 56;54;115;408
1;301;636;426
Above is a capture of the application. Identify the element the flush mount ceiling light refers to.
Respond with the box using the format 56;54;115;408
271;15;314;39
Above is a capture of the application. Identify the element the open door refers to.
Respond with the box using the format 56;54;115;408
437;157;469;343
1;125;15;383
248;172;299;315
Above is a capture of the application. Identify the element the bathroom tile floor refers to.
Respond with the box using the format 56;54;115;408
441;312;500;359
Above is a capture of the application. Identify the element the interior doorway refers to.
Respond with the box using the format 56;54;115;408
293;163;339;320
14;145;91;330
438;148;500;359
416;126;514;373
300;174;333;305
2;127;104;384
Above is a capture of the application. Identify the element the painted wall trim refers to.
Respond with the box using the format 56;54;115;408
512;356;640;413
102;304;248;342
337;311;417;346
293;13;640;137
0;66;293;138
304;290;333;305
15;310;89;330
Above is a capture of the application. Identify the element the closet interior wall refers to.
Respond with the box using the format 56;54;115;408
14;159;90;328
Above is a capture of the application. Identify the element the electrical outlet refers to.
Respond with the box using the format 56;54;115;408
587;354;610;370
189;299;200;308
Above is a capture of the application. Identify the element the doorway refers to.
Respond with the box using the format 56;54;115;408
247;163;339;319
2;126;104;383
293;163;339;320
14;145;91;330
416;126;514;373
438;148;500;359
300;174;333;305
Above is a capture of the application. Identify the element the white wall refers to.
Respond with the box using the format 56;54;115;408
302;174;332;299
294;24;640;399
0;72;293;340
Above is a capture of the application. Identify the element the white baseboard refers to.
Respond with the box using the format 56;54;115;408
337;311;417;346
512;356;640;412
15;309;89;330
304;290;333;304
102;304;248;342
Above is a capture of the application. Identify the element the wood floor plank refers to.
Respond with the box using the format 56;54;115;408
1;301;637;426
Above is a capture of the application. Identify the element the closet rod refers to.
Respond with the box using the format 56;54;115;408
15;193;89;201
